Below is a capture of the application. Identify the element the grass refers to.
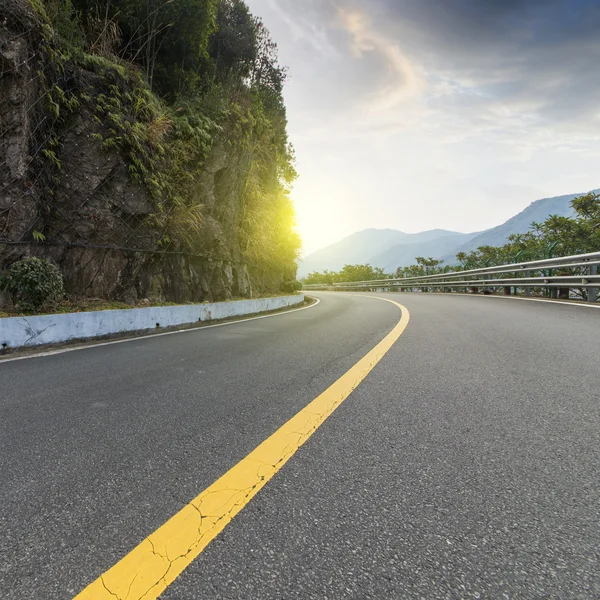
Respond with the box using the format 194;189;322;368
0;298;170;318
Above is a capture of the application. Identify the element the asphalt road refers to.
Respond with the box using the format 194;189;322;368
1;292;599;599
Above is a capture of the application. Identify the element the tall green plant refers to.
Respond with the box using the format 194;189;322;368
5;257;65;312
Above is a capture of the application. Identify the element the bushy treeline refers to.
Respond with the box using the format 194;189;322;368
303;259;448;285
304;192;599;284
30;0;300;287
303;264;387;285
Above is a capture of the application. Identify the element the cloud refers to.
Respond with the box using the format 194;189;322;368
263;0;600;145
369;0;600;138
265;0;340;58
335;6;424;111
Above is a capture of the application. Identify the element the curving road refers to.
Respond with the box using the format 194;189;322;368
1;292;599;599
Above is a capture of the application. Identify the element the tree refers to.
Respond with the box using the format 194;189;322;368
302;265;388;284
337;264;386;282
209;0;257;83
304;270;336;285
72;0;219;94
395;257;447;278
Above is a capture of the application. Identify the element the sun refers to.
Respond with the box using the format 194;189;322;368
292;187;351;257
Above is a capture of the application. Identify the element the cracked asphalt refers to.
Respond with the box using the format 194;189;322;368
1;292;600;599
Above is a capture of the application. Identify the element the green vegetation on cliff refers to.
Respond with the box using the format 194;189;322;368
1;0;300;303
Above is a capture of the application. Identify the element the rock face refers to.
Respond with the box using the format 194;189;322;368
0;2;282;305
1;9;41;255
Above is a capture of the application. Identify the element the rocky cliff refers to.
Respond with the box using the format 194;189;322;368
1;0;298;305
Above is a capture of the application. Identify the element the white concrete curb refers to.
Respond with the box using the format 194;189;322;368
0;294;304;349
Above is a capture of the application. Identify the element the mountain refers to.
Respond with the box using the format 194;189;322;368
298;190;595;277
441;191;587;263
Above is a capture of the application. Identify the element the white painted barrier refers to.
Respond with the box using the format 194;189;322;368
0;294;304;349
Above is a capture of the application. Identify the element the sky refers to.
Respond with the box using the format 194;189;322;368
245;0;600;255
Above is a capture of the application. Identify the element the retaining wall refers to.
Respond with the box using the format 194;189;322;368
0;294;304;349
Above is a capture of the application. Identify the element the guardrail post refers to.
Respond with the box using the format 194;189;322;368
589;264;598;303
524;271;531;297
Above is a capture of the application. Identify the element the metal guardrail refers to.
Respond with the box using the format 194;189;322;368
302;251;600;303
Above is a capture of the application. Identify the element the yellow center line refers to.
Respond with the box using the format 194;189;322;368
74;295;410;600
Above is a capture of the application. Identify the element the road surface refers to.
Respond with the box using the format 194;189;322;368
1;292;599;599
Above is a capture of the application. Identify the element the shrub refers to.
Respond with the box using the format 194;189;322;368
5;257;65;312
280;279;302;294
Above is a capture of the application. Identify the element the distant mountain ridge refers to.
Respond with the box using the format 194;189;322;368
441;191;586;262
298;190;596;277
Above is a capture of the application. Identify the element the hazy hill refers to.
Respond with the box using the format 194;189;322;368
371;231;479;273
298;190;595;277
299;229;410;275
299;228;472;276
